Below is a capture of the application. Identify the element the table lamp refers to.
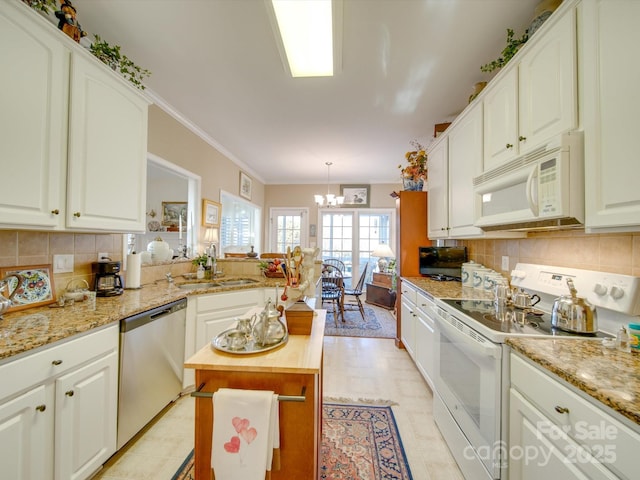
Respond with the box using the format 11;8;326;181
204;227;219;257
372;243;394;273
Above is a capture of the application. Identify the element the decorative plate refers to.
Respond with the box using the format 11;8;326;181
148;220;161;231
0;264;56;312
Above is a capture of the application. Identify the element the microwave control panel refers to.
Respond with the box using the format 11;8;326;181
539;157;558;215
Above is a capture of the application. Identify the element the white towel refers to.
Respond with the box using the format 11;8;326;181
212;389;280;480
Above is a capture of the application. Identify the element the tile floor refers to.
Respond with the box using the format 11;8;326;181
92;311;463;480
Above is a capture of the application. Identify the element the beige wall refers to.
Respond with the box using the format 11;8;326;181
461;231;640;278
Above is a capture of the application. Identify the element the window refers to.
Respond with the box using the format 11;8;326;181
319;208;394;287
269;208;309;253
220;190;261;254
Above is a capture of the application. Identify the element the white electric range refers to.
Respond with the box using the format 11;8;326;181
430;263;640;480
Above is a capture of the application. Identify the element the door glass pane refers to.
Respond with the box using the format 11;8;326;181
275;214;302;252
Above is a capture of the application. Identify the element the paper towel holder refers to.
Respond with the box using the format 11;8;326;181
124;252;143;290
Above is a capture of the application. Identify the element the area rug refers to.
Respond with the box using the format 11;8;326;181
324;306;396;338
172;403;412;480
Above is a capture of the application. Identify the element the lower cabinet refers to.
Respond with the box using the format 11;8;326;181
509;353;640;480
399;281;417;359
0;325;118;480
414;291;436;390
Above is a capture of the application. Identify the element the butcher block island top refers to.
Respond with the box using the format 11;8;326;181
185;308;325;480
184;308;325;374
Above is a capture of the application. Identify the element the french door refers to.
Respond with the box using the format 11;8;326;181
319;208;395;287
268;208;309;253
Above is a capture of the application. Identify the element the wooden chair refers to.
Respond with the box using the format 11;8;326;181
320;263;344;326
344;262;369;320
323;258;346;274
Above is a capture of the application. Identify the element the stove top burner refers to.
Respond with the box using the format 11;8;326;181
440;298;611;338
426;274;461;282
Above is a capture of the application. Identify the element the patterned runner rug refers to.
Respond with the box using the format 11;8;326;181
172;403;412;480
324;306;396;338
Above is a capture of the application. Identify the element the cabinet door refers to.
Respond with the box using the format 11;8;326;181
509;389;618;480
447;105;484;238
400;299;416;359
0;385;52;480
414;312;434;389
0;1;68;229
582;0;640;231
519;9;576;152
55;350;118;480
483;67;519;171
66;53;149;232
426;138;448;239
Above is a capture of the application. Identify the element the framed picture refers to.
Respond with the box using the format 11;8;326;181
0;264;56;312
340;184;370;208
239;172;252;200
202;199;221;227
161;201;187;227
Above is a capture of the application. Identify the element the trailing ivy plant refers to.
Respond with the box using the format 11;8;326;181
22;0;56;14
89;34;151;90
480;28;529;73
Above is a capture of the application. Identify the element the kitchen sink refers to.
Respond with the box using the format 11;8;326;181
177;282;220;290
216;278;260;286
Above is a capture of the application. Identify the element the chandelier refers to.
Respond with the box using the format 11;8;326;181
314;162;344;207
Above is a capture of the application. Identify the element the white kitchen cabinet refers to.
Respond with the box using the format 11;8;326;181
483;4;577;172
399;281;417;359
414;291;435;390
0;0;149;233
0;325;118;480
581;0;640;232
509;353;640;480
426;137;448;240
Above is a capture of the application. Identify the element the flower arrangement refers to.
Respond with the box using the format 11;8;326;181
399;140;428;182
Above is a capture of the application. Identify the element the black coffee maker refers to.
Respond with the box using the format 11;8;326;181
92;261;124;296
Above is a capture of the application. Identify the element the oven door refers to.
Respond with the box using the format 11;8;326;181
433;307;503;478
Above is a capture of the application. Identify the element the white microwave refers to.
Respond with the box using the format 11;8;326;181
473;132;584;231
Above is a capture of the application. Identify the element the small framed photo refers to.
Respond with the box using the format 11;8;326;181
202;199;221;227
0;264;56;312
340;184;370;208
161;201;187;227
239;172;252;200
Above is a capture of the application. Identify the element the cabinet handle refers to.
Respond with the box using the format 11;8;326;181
506;143;513;149
73;212;81;218
51;209;60;215
519;136;527;142
52;359;63;366
554;405;570;414
441;227;446;231
65;390;75;397
35;404;46;412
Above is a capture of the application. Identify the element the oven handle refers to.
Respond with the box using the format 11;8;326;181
436;314;501;359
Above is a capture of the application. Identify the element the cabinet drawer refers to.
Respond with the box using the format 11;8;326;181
0;325;118;401
196;289;263;312
400;281;417;305
416;291;435;317
511;353;640;479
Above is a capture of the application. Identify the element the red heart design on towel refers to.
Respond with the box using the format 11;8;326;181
240;427;258;444
224;436;241;453
231;417;250;433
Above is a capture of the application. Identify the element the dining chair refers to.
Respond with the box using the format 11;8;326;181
320;263;345;326
343;262;369;320
323;258;346;274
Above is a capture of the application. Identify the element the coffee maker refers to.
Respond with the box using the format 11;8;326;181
93;261;124;296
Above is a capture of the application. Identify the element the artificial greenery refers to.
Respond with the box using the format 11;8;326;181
89;34;151;90
480;28;529;73
192;252;209;267
22;0;56;14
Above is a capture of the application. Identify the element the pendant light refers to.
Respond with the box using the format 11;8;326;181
314;162;344;207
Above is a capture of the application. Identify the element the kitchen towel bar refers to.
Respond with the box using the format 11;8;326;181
191;383;307;403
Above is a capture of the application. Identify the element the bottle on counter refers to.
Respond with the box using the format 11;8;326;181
628;323;640;353
617;326;630;352
196;263;205;280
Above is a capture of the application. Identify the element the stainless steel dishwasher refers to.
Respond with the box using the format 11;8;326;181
117;298;187;449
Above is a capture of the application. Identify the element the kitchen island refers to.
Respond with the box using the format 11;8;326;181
184;308;325;480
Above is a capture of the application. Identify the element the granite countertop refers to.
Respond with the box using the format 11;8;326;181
402;276;493;300
0;275;284;363
185;308;325;375
508;338;640;427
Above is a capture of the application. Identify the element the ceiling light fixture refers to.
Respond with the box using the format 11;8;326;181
270;0;337;77
315;162;344;207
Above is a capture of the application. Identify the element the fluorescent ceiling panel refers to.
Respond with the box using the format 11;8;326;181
272;0;333;77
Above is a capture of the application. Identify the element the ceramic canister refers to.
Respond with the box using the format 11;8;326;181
472;267;491;289
461;261;481;287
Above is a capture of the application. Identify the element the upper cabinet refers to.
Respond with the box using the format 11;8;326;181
483;6;577;172
0;1;150;233
581;0;640;232
426;136;448;239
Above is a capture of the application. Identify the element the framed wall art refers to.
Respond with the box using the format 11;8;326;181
239;172;252;200
202;199;221;227
0;264;56;312
340;184;370;208
161;201;187;227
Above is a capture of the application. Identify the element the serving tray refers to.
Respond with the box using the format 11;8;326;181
211;327;288;355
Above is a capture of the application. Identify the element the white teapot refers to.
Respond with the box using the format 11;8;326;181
147;237;173;263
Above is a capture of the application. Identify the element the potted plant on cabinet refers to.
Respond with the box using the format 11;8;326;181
399;141;428;191
480;28;529;73
89;34;151;90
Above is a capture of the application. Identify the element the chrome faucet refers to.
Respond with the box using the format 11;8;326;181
208;244;218;278
165;272;174;283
